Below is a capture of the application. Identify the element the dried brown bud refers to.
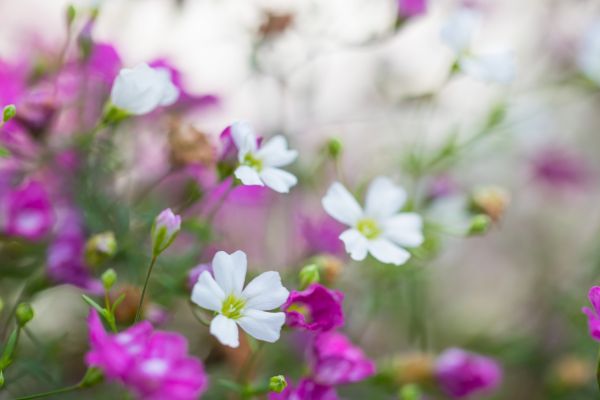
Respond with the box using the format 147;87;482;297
391;353;435;385
470;186;510;222
168;119;216;167
550;355;592;389
259;12;294;38
111;285;145;324
314;255;344;284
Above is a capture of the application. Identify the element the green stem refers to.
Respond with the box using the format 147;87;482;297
14;383;81;400
596;345;600;392
134;255;158;323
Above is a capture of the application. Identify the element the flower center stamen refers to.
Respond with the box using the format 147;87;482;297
243;153;263;171
287;303;313;323
221;294;246;320
357;218;381;240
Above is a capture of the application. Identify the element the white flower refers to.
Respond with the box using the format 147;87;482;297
441;8;516;84
231;121;298;193
322;177;424;266
191;250;289;348
578;22;600;86
110;63;179;115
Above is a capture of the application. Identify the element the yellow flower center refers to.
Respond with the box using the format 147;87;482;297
287;303;313;323
221;294;246;320
357;218;380;240
243;153;263;171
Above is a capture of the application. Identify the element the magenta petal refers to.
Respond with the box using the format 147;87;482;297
283;284;345;332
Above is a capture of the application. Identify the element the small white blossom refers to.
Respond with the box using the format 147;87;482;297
578;22;600;86
231;122;298;193
441;7;516;84
191;250;289;348
322;177;424;266
110;63;179;115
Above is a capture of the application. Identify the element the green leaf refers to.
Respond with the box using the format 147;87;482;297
111;293;126;313
0;328;19;369
81;294;105;314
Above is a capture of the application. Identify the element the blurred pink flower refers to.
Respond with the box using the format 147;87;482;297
283;284;344;332
187;263;213;291
86;309;208;400
5;181;54;241
435;348;502;398
582;286;600;341
298;214;345;257
398;0;427;17
531;147;589;190
310;332;376;386
269;378;338;400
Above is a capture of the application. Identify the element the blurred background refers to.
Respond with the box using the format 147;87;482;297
1;0;600;399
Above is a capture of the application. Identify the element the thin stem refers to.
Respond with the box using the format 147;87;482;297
134;255;158;323
14;383;80;400
596;345;600;392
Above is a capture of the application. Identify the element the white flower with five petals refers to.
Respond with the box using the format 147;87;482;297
322;177;424;266
231;122;298;193
191;250;289;348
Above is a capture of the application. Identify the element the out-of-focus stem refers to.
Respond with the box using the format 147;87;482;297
134;255;158;323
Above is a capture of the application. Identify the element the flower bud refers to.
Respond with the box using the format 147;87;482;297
399;384;422;400
326;137;343;159
111;285;143;324
550;355;592;389
269;375;287;393
391;353;435;385
314;255;343;285
80;367;104;388
101;269;117;291
66;4;76;26
15;303;34;327
2;105;16;123
151;208;181;256
299;264;320;290
470;186;510;222
85;232;117;267
467;214;491;236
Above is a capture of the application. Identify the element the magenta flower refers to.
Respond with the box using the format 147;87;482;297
310;332;376;386
582;286;600;341
282;284;344;332
435;348;502;398
299;215;346;257
5;181;54;241
398;0;427;18
269;378;338;400
86;310;208;400
531;147;589;190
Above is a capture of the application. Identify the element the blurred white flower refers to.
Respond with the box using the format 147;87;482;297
441;8;516;84
191;250;289;348
110;63;179;115
578;22;600;85
322;177;424;266
231;121;298;193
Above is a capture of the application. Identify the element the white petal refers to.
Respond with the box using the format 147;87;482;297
256;136;298;167
242;271;289;311
191;271;225;312
238;310;285;343
340;229;368;261
231;121;258;159
579;23;600;85
155;68;180;106
212;250;247;296
235;166;264;186
382;213;424;248
368;239;411;266
210;315;239;348
259;167;297;193
460;52;516;84
440;8;481;53
364;177;407;220
321;182;363;226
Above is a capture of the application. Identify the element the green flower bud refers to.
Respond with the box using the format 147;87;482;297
399;384;422;400
269;375;287;393
2;105;16;123
467;214;491;236
66;4;76;26
85;231;117;267
326;137;343;159
101;269;118;291
80;367;104;388
299;264;320;290
15;303;34;327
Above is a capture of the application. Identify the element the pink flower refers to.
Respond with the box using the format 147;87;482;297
283;284;344;332
299;215;346;257
86;310;208;400
435;348;502;398
310;332;376;386
269;378;338;400
5;181;54;241
187;263;213;291
398;0;427;17
582;286;600;341
531;147;589;190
